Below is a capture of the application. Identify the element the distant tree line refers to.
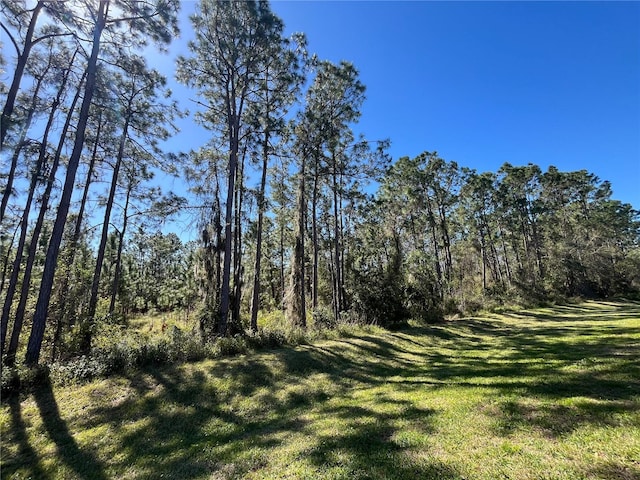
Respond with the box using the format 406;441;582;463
1;0;638;368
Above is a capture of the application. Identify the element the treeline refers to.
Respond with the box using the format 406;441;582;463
356;156;640;322
1;0;639;368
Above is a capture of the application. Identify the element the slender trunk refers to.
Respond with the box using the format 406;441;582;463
311;154;319;310
219;123;239;336
530;217;545;281
279;212;285;310
480;232;487;290
482;212;502;286
438;201;453;284
9;69;86;366
214;174;222;310
490;239;503;286
26;0;109;365
109;180;131;314
330;253;338;322
425;197;443;297
86;113;130;342
0;224;19;293
231;148;245;332
1;61;62;358
55;107;101;332
0;1;44;149
250;129;270;332
1;73;46;224
331;154;342;318
338;175;347;311
288;153;306;327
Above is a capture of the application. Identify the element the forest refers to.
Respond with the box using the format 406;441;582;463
1;0;639;378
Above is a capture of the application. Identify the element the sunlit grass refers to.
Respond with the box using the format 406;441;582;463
2;300;639;479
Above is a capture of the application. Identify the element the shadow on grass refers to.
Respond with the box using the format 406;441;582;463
2;301;638;478
586;461;640;480
302;400;462;479
33;377;109;480
495;398;638;438
66;359;460;479
3;395;48;479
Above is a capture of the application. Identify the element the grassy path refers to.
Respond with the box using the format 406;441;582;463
2;301;639;479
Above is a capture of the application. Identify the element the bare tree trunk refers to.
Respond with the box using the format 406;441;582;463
109;179;132;314
54;105;101;336
311;156;319;310
8;70;86;366
1;71;46;224
338;174;347;311
1;56;62;358
219;120;239;336
26;0;109;365
279;212;285;310
425;197;443;298
0;224;19;293
85;113;130;352
0;1;44;148
331;155;342;319
231;149;245;333
438;201;453;285
250;129;270;332
288;154;306;327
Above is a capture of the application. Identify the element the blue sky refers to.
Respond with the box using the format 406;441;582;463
159;0;640;211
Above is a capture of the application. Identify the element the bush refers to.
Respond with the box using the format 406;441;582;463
1;364;50;397
312;306;336;329
2;308;387;393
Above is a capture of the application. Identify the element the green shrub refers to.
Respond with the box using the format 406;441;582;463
1;364;50;397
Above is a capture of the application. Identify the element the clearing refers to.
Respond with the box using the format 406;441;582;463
1;301;639;479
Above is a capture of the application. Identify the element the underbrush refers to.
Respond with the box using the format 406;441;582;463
1;312;382;396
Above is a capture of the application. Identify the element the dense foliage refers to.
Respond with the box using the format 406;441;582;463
1;0;639;371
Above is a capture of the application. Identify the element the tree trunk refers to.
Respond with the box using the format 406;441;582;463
1;59;63;358
331;154;343;319
338;173;347;311
85;112;130;352
1;71;46;224
0;224;19;293
0;1;44;149
425;197;443;297
438;201;453;285
54;104;101;337
26;0;109;365
288;154;306;327
7;69;85;366
279;213;285;310
311;154;319;310
109;178;132;314
250;129;270;332
231;148;245;332
219;121;239;336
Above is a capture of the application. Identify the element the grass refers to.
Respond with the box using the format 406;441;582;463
1;300;639;479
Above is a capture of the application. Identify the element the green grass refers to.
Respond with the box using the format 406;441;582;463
2;300;639;479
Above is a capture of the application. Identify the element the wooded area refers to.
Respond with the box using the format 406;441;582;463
1;0;639;372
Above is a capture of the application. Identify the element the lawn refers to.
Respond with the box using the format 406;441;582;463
1;300;639;479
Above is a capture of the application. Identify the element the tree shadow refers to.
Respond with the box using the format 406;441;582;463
2;301;638;478
586;461;640;480
67;362;317;479
304;400;462;479
32;377;109;480
2;395;48;479
494;398;638;438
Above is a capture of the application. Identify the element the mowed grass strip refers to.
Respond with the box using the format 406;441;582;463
1;300;639;479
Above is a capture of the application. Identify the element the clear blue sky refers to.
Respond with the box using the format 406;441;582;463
158;0;640;210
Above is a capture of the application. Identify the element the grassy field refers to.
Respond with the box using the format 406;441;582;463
1;300;639;479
